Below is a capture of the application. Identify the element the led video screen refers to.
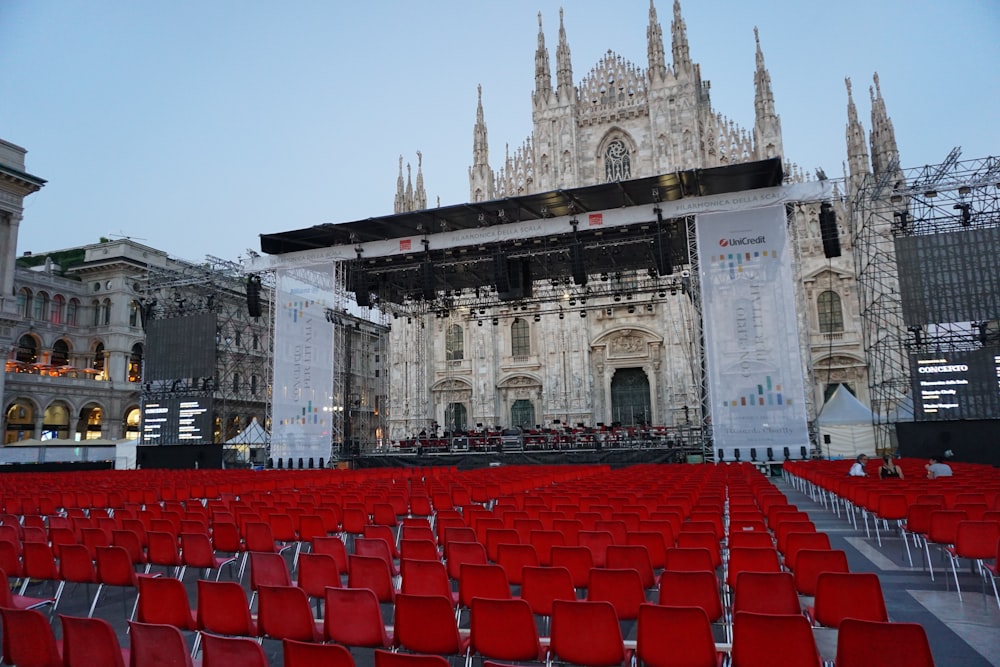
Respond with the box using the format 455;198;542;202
144;313;217;381
141;396;213;445
909;348;1000;421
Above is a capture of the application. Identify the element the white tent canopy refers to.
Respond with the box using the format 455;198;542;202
816;384;877;458
225;417;270;445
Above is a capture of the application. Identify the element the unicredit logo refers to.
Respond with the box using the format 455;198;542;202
720;235;766;247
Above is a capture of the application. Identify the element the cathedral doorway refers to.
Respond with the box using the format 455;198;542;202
445;403;468;434
610;368;651;426
510;399;535;430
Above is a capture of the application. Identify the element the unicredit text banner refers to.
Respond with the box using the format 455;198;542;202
696;206;810;457
272;265;336;465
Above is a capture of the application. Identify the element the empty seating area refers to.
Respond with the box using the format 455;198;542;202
0;462;954;665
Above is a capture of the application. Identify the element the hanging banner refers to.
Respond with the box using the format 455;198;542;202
271;265;337;465
696;206;810;458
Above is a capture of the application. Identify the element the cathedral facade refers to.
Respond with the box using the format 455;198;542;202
388;1;896;444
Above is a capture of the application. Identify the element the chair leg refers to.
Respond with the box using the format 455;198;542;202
88;583;104;618
949;555;963;600
924;540;935;582
873;515;882;546
899;523;912;567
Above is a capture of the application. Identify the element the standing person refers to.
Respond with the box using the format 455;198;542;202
879;454;904;479
925;456;953;479
848;454;868;477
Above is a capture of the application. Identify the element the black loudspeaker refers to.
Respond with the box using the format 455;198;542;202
733;448;741;462
654;229;674;275
819;202;841;258
717;449;724;462
421;261;435;300
783;446;791;461
354;277;371;308
800;445;808;459
750;447;758;462
497;258;532;301
766;447;774;461
246;275;262;317
494;252;511;293
571;242;588;285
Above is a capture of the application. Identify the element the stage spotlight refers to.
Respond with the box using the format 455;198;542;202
627;305;635;314
893;211;910;230
613;294;621;302
767;447;774;461
477;320;483;327
569;299;576;306
750;447;757;462
799;446;808;459
606;308;613;316
580;310;587;317
717;449;724;462
492;318;499;326
733;448;741;462
953;203;972;225
783;446;791;460
645;303;653;312
559;311;565;320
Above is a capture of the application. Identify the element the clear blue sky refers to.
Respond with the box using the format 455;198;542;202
3;1;997;264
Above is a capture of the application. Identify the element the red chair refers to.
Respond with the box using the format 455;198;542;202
283;638;355;667
355;536;400;578
791;549;850;596
135;575;197;636
92;546;153;619
248;550;292;608
458;563;511;615
324;586;394;649
835;618;935;667
636;603;723;667
445;540;487;581
145;530;183;578
0;567;54;611
347;554;397;603
60;614;129;667
400;538;440;563
202;632;268;667
626;531;668;569
127;620;195;667
520;565;577;629
393;593;470;657
946;520;1000;601
732;571;801;616
469;597;545;664
731;611;821;667
257;585;323;643
922;509;967;582
550;545;595;589
578;530;615;568
0;607;63;667
495;542;540;585
196;579;258;640
400;558;458;606
657;570;724;624
725;547;780;590
675;534;722;569
549;599;627;667
179;532;237;581
807;572;888;629
606;544;658;589
782;532;831;571
312;535;350;576
587;568;647;621
529;529;566;565
297;552;342;611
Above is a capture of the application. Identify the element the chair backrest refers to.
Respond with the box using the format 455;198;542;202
196;579;257;636
60;614;128;667
312;536;349;574
731;611;822;667
59;543;99;584
528;529;566;565
550;545;595;588
577;530;615;568
485;528;521;562
834;618;934;667
244;522;281;552
549;599;626;667
201;632;268;667
257;585;322;642
520;565;576;617
136;575;196;629
400;558;453;599
363;525;400;558
355;537;396;569
726;547;781;588
0;607;62;667
637;604;718;667
664;547;716;573
783;532;832;570
495;543;540;585
179;532;216;568
146;530;182;567
953;520;1000;559
400;539;440;563
625;531;668;568
211;522;242;553
458;563;511;608
95;546;138;587
469;597;541;662
373;649;449;667
127;621;194;667
394;593;467;655
732;571;801;616
728;532;775;550
298;552;343;598
249;550;292;590
347;554;396;602
586;567;646;620
656;570;724;622
812;572;888;628
606;544;656;588
324;587;392;648
674;534;721;568
283;638;356;667
446;540;488;580
792;549;849;596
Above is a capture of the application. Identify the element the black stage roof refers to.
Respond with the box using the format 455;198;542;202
259;158;783;308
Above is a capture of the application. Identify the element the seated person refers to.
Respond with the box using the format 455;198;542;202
925;456;953;479
879;454;904;479
848;454;868;477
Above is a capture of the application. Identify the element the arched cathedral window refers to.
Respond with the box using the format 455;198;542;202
817;290;844;333
445;324;464;361
511;318;530;358
605;139;631;182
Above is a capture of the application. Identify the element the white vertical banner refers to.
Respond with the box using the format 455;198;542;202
271;265;336;465
696;205;810;458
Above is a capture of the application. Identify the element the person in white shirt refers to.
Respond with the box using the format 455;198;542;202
925;456;953;479
848;454;868;477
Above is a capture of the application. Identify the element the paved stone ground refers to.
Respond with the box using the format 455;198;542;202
13;471;1000;666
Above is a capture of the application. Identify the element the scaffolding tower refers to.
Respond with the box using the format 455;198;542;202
853;152;1000;451
141;255;272;464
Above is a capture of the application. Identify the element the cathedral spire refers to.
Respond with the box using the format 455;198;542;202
533;12;552;104
393;155;406;213
752;27;782;160
414;151;427;211
845;77;870;195
670;0;692;77
647;0;667;83
555;8;574;98
468;84;495;202
868;72;900;175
